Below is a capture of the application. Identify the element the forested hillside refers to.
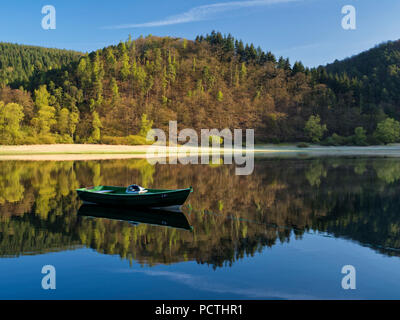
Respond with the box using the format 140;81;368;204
325;40;400;110
0;33;400;145
0;43;82;88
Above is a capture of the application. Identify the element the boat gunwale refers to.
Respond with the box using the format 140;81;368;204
76;186;193;197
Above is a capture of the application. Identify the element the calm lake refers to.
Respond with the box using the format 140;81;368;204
1;156;400;299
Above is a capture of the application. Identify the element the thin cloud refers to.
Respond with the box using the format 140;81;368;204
115;269;317;299
102;0;300;29
276;42;327;54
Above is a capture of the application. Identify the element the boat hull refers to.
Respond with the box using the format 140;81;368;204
76;187;192;208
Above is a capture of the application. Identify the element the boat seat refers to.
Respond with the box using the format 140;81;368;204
125;189;148;194
126;184;148;194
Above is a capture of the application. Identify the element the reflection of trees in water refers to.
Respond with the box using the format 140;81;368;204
0;158;400;266
305;162;327;187
373;161;400;184
0;162;25;204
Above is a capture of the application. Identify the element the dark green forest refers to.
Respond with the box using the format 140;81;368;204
1;32;400;145
0;43;82;87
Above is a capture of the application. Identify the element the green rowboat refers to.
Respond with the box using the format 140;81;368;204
76;185;193;208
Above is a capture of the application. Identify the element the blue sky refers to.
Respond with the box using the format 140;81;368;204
0;0;399;67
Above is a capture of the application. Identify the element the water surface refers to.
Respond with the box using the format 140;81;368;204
0;157;400;299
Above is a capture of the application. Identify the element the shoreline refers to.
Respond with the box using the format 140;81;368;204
0;144;400;161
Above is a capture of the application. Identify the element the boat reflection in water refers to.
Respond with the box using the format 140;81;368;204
77;204;193;231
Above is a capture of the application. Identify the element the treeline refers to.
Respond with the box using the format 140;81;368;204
1;33;400;145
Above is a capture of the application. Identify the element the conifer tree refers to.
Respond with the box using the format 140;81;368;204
90;111;102;143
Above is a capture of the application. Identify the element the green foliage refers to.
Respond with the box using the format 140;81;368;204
353;127;368;146
56;134;74;144
105;48;117;75
31;85;56;137
0;42;81;88
325;40;400;107
110;77;120;104
101;135;149;145
89;111;102;143
1;34;400;145
297;142;309;148
138;114;153;138
56;108;79;139
126;135;149;145
374;118;400;144
327;133;347;146
216;90;223;102
57;108;70;135
323;134;340;146
0;102;24;144
304;115;327;143
120;52;130;80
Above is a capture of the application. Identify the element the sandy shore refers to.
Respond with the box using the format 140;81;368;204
0;144;251;161
0;144;400;161
0;144;151;161
0;144;151;154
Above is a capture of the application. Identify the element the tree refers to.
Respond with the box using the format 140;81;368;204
77;56;90;88
138;114;153;138
374;118;400;144
202;66;214;90
0;102;24;144
3;34;400;146
120;52;130;80
57;108;70;135
292;61;305;74
239;63;247;84
90;111;102;143
304;115;327;143
31;85;56;136
353;127;367;145
56;108;79;141
167;52;176;83
105;48;117;75
216;90;223;102
91;52;104;102
110;77;120;105
69;110;79;139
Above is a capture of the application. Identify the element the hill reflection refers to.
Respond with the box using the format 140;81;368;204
0;158;399;267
